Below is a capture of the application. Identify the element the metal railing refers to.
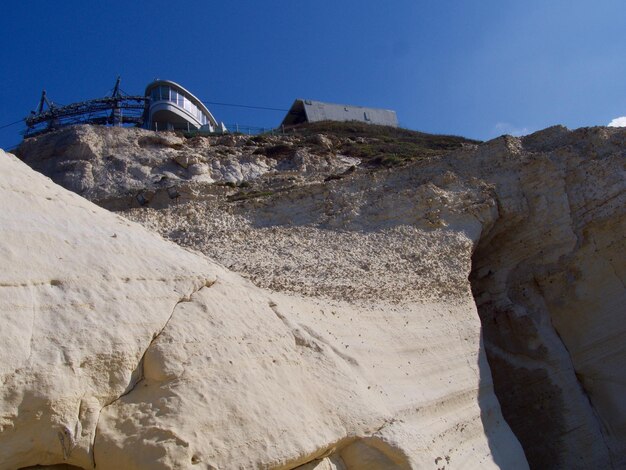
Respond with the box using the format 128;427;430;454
181;123;289;137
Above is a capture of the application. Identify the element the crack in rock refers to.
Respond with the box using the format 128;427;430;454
90;278;215;468
58;424;77;460
268;301;359;367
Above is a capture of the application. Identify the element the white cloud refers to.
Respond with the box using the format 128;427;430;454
608;116;626;127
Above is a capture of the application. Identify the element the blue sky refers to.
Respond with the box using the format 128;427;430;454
1;1;625;149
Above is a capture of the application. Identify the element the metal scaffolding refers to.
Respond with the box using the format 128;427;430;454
24;77;149;138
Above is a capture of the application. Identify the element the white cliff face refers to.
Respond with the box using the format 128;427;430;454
117;125;624;469
16;126;359;210
10;122;625;469
0;150;525;469
467;127;626;468
0;150;217;469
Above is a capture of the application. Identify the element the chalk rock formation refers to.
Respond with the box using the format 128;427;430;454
468;127;626;469
0;150;525;469
13;123;625;469
0;150;216;469
16;126;361;210
120;125;625;469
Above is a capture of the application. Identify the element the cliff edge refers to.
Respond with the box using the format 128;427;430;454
1;145;524;469
8;122;626;468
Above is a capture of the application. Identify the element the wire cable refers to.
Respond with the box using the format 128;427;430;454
0;119;24;130
200;100;288;112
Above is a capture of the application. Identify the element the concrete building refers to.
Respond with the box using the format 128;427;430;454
144;80;224;132
281;99;398;128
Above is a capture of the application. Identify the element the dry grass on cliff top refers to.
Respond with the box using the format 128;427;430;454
287;121;480;167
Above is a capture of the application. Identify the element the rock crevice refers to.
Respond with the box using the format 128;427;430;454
469;129;625;468
91;279;215;468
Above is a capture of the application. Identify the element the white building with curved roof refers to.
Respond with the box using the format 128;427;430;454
144;80;224;132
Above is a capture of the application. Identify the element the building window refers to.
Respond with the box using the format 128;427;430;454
159;86;169;101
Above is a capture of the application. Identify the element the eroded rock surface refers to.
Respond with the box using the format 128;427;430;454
16;126;364;210
0;149;524;469
468;127;626;468
11;123;626;468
